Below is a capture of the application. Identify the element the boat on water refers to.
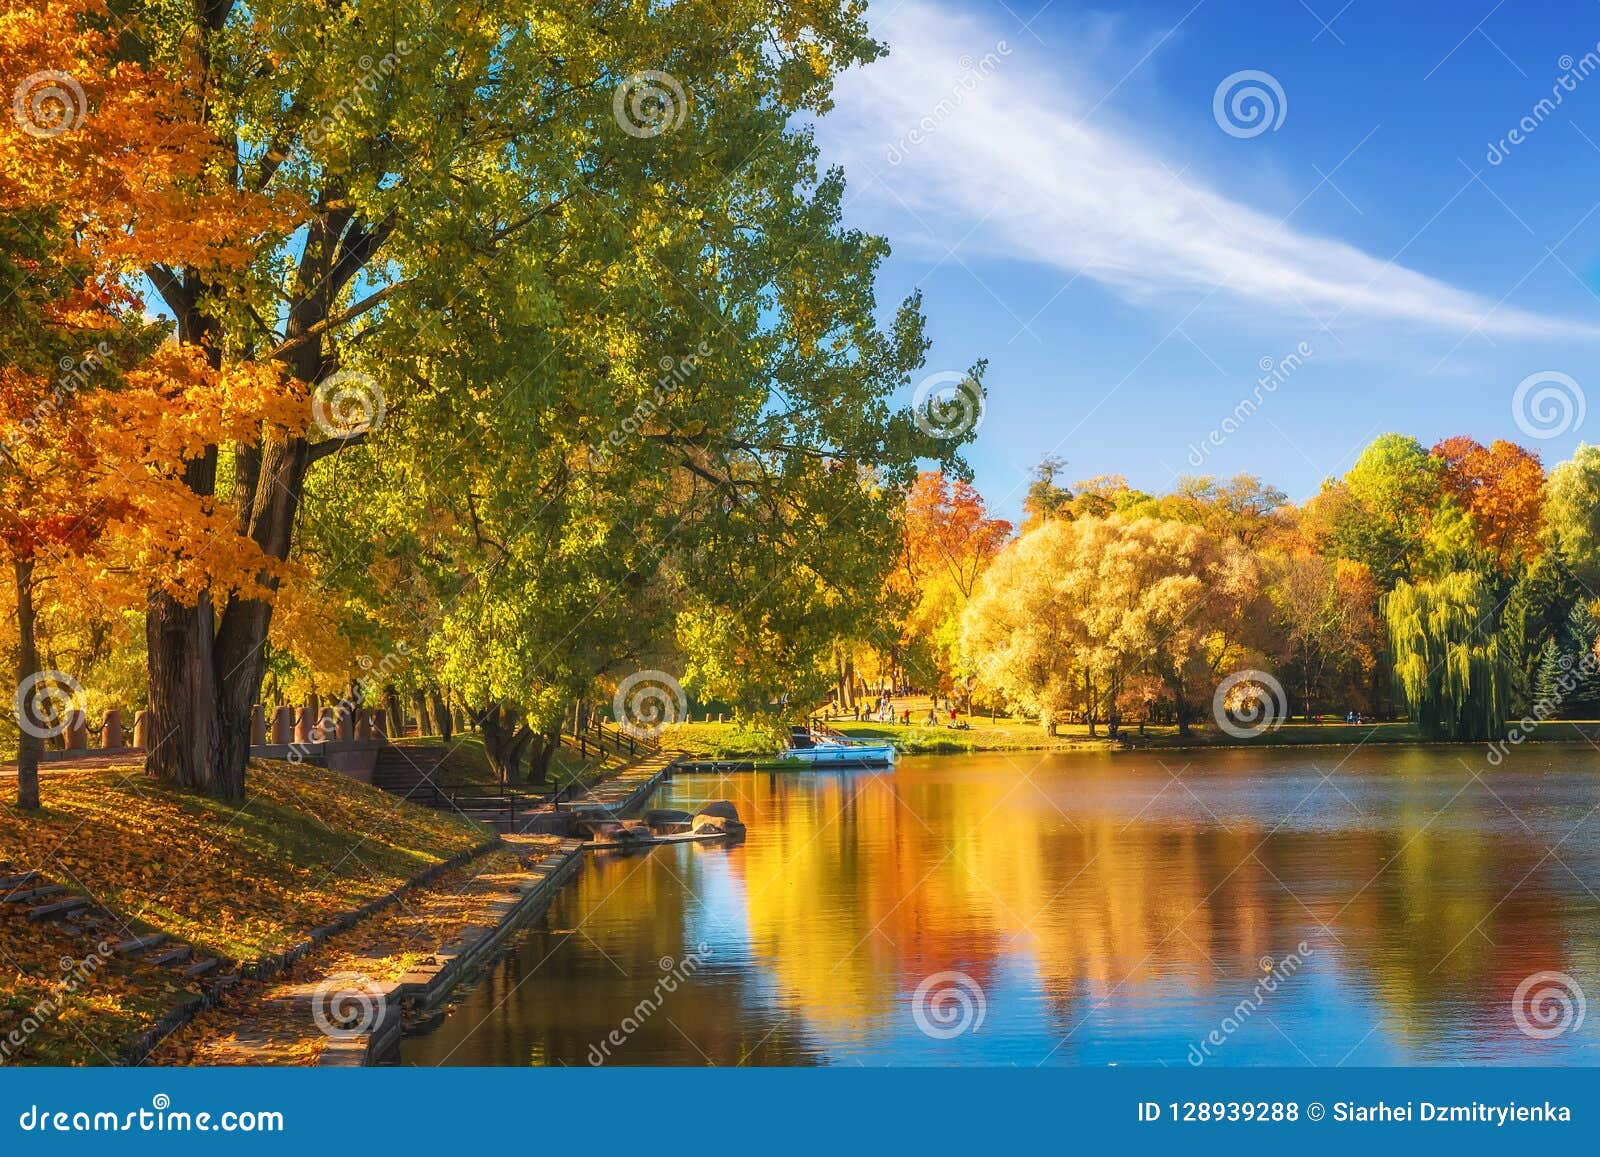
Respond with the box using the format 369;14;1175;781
776;725;897;767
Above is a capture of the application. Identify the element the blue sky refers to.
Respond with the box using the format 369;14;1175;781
812;0;1600;520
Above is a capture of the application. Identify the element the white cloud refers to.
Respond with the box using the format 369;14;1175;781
819;0;1598;340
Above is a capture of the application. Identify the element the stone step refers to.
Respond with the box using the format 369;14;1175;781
0;871;41;893
145;944;192;967
113;933;168;956
183;957;222;979
4;883;66;905
28;896;89;921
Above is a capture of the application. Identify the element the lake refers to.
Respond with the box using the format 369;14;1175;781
396;744;1600;1066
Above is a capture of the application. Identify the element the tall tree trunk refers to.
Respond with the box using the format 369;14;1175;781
478;703;533;787
144;430;308;802
13;558;42;811
145;169;340;801
528;729;559;785
383;685;404;736
429;687;452;741
411;689;430;736
145;587;223;794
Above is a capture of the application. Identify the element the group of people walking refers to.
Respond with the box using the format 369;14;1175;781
829;689;963;728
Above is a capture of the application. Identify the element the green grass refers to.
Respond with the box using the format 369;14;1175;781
398;732;634;791
660;721;780;759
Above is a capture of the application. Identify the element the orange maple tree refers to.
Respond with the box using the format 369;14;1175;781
1431;436;1545;571
1;0;294;808
899;471;1014;599
893;471;1013;694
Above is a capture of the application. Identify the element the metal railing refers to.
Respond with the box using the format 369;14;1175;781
566;715;660;760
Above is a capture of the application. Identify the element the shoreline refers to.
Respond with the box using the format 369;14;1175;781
663;719;1600;762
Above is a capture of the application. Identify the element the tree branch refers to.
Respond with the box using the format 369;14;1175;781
271;281;410;360
306;430;367;464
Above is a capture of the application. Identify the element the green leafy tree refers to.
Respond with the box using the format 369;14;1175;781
1324;434;1443;587
1020;455;1073;529
1542;444;1600;590
130;0;958;798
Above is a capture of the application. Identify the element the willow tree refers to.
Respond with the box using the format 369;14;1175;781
129;0;948;798
1385;571;1508;740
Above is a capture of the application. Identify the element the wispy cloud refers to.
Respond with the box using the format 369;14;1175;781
820;0;1598;340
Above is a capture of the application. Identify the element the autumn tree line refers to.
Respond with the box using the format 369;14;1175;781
1;0;980;807
887;434;1600;744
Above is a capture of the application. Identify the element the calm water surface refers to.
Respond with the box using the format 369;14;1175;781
398;745;1600;1066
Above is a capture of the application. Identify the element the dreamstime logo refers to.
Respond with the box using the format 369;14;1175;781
4;342;114;453
1512;970;1586;1040
284;643;412;764
1487;45;1600;165
912;371;985;439
311;370;385;439
1212;70;1287;139
1487;646;1600;765
1188;942;1314;1064
1188;341;1313;466
911;970;986;1039
12;71;87;138
1212;669;1287;739
885;42;1011;164
1512;371;1584;439
13;671;86;740
310;972;385;1039
613;70;688;138
306;40;415;146
0;942;112;1065
587;341;712;467
613;670;688;739
586;944;710;1065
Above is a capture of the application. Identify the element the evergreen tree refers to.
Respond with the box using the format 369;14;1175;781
1500;554;1573;715
1533;637;1565;712
1558;601;1600;717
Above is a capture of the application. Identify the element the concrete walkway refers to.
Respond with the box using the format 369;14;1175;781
151;835;580;1066
564;751;678;816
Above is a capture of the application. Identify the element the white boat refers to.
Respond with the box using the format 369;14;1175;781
777;726;897;766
